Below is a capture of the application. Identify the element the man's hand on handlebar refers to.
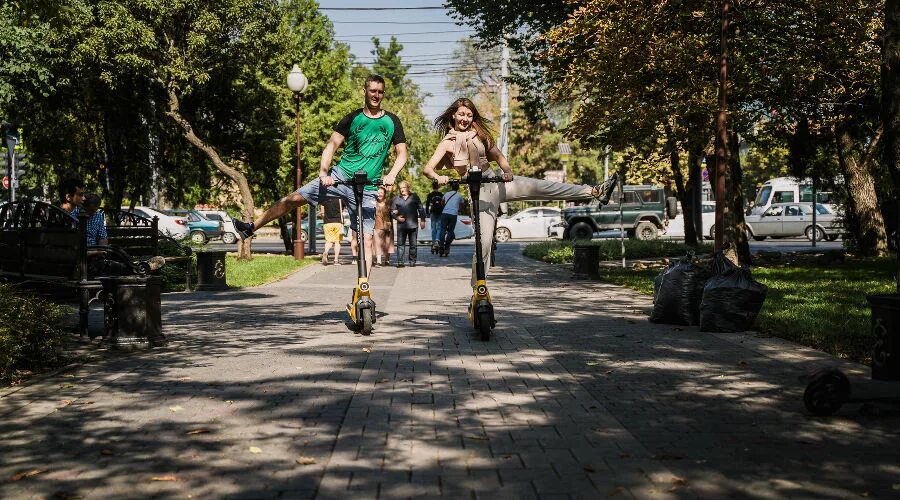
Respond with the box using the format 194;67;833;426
501;172;513;182
435;175;450;185
320;175;335;187
382;173;397;187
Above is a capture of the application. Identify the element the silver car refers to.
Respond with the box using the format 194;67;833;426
745;202;841;241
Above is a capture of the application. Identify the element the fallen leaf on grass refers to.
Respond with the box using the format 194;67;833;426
248;447;262;454
149;475;178;482
186;429;210;435
61;383;75;389
169;406;183;412
296;456;317;465
10;469;48;481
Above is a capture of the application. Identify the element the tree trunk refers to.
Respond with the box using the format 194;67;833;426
834;121;887;256
664;124;695;247
164;86;256;259
883;0;900;292
683;144;704;246
726;132;751;265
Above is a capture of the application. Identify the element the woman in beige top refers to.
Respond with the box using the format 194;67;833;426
373;186;395;266
422;97;616;283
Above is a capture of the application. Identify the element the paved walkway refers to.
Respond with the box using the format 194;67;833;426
1;246;898;499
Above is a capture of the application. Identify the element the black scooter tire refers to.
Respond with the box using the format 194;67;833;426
361;309;374;336
477;310;492;341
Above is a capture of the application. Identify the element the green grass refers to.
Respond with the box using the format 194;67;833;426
226;254;317;288
597;258;895;364
523;239;714;264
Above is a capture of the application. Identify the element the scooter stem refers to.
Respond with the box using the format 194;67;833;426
467;167;486;281
352;170;368;279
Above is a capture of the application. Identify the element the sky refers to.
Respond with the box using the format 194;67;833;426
317;0;490;121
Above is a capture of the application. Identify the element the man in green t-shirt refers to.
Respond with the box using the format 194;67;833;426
234;74;408;273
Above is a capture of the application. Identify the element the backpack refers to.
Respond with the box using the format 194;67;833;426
428;192;444;215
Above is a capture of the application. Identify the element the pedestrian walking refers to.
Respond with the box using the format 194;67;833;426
438;182;464;257
390;181;426;267
231;74;408;275
320;197;344;265
374;186;394;266
424;181;444;253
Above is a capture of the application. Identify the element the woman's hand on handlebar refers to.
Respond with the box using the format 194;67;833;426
501;172;514;182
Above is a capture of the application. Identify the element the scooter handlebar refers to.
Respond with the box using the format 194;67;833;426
451;176;510;187
332;178;383;187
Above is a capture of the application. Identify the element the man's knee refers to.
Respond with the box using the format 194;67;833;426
283;193;307;206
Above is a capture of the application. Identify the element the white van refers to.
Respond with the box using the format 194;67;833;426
749;177;834;215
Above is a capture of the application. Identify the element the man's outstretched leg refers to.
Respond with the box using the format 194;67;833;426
233;192;308;239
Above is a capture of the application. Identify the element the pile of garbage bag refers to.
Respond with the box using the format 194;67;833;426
650;252;767;332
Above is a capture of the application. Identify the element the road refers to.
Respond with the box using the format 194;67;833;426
205;235;842;256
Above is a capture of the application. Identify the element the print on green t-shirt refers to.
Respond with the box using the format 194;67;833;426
334;110;405;191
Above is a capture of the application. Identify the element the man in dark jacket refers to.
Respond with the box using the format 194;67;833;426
390;181;426;267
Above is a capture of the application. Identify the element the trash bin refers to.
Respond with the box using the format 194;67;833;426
196;250;227;291
573;244;600;279
100;276;164;349
867;294;900;380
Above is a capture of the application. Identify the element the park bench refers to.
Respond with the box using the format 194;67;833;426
0;200;106;337
107;210;193;291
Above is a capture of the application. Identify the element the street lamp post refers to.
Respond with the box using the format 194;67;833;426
287;64;308;260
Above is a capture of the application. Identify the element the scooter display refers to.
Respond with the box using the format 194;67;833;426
334;170;381;335
451;167;509;341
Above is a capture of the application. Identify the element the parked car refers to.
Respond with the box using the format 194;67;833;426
744;202;841;241
559;185;669;240
419;215;475;242
163;209;223;244
285;218;325;242
749;177;835;216
124;206;190;240
197;209;238;244
495;206;561;242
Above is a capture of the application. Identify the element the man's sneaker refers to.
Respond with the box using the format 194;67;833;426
592;172;620;205
233;219;255;239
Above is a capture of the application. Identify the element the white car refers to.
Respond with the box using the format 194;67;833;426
126;206;190;240
495;206;561;242
197;209;239;244
419;215;475;242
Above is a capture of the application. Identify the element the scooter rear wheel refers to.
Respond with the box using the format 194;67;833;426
361;309;374;336
477;310;492;341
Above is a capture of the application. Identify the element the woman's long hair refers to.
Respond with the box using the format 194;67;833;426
433;98;496;150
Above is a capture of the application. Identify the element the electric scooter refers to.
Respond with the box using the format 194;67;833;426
452;167;508;341
334;170;380;335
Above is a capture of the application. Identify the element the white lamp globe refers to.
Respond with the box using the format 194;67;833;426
287;64;308;93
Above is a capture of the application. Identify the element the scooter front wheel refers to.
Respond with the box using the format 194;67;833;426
477;310;492;341
361;308;374;336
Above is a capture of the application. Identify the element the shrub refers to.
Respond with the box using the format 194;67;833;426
523;239;714;264
0;284;72;383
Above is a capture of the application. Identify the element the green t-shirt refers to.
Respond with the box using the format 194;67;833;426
334;109;406;190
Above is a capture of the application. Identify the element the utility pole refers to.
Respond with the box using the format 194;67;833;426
3;125;19;203
714;0;731;252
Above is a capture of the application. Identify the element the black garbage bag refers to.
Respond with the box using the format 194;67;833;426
699;252;768;332
650;256;712;325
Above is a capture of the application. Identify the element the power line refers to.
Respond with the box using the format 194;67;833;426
319;6;446;10
341;39;471;44
332;21;460;24
335;30;473;38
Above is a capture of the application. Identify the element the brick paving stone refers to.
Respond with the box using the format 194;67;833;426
3;245;897;498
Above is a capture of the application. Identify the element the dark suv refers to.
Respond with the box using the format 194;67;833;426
561;185;669;240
